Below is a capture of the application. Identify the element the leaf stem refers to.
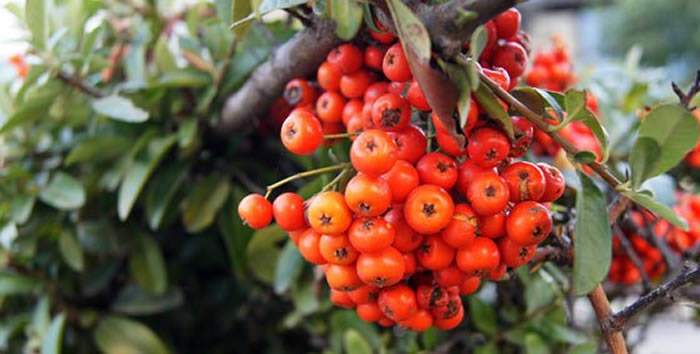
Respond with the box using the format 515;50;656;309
264;163;351;199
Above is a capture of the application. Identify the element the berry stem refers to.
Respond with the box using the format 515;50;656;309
264;163;352;199
320;167;353;192
324;132;359;139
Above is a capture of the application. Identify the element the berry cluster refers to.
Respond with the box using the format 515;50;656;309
238;9;567;332
525;38;575;92
609;193;700;284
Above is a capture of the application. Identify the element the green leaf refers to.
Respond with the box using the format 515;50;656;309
0;271;40;295
258;0;306;13
442;62;472;129
621;189;688;230
555;90;609;161
65;136;132;166
474;342;498;354
145;162;189;230
26;0;48;50
524;333;551;354
218;187;254;278
112;285;184;316
386;0;430;62
91;95;149;123
58;232;84;272
39;172;85;210
475;83;514;139
573;151;597;164
468;297;497;336
177;120;198;149
569;342;597;354
274;241;304;294
469;25;488;60
154;70;211;88
343;329;372;354
118;135;177;221
525;273;556;314
10;195;35;224
629;104;698;186
41;313;66;354
0;222;18;250
329;0;363;40
129;235;168;295
511;87;564;120
573;172;612;295
245;225;286;283
629;137;661;188
232;0;253;37
0;80;62;133
182;174;231;233
94;316;169;354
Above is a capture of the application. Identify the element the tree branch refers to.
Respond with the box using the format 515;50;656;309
588;285;629;354
608;262;700;331
671;70;700;110
57;71;104;98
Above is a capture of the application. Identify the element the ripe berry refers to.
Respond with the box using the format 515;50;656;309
482;67;511;92
499;237;536;268
468;127;511;168
348;285;380;304
400;309;433;332
407;80;431;111
383;43;412;82
459;276;481;295
537;162;566;202
284;79;317;107
364;82;389;104
494;8;521;39
480;21;498;62
456;159;494;197
371;93;411;130
357;302;383;322
330;289;355;309
340;70;372;98
381;160;420;203
387;125;427;164
378;284;417;321
280;109;323;155
348;217;396;253
327;44;363;74
510;116;534;157
442;204;478;248
385;206;423;252
356;247;405;288
344;173;392;217
318;61;342;92
307;191;353;235
369;26;396;44
506;201;552;246
364;46;385;71
342;99;363;125
416;152;458;190
417;235;455;270
272;192;305;231
488;263;508;281
388;81;408;96
501;161;546;202
298;229;327;265
350;129;398;176
404;184;455;234
316;91;346;123
456;237;500;275
238;193;273;229
326;263;363;291
319;234;359;265
478;211;506;238
467;172;510;216
416;284;449;310
435;266;467;287
493;41;528;79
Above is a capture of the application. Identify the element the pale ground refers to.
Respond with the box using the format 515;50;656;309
1;0;698;352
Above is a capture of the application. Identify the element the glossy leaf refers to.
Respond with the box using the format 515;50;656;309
182;174;231;233
329;0;363;40
94;316;169;354
129;235;168;295
573;172;612;295
274;241;304;294
91;95;149;123
39;172;85;210
145;161;189;230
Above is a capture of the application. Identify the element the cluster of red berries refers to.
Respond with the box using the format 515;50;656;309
238;9;567;332
609;193;700;284
525;38;575;92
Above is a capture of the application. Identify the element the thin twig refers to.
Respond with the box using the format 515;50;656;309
671;70;700;110
57;71;104;98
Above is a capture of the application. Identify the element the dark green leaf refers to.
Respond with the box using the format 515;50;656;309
58;232;84;272
25;0;47;49
94;316;169;354
573;172;612;295
511;87;564;119
475;83;514;139
631;104;698;184
145;162;189;230
621;189;688;230
112;285;184;316
91;95;149;123
65;136;132;166
129;235;168;295
274;241;304;294
343;329;372;354
41;313;66;354
218;188;254;278
468;297;497;336
118;135;177;221
442;62;472;129
245;225;286;283
10;195;34;225
182;174;231;233
329;0;363;40
474;342;498;354
0;271;40;295
524;333;551;354
39;172;85;210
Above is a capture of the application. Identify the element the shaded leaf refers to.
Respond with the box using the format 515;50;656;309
10;195;34;224
468;297;497;335
129;235;168;295
39;172;85;210
59;231;84;272
0;271;40;295
182;174;231;233
91;95;149;123
274;240;304;294
218;187;254;278
112;285;184;316
245;225;286;283
573;172;612;295
524;333;551;354
65;136;132;166
94;316;169;354
145;161;189;230
629;137;661;188
0;81;62;133
344;329;372;354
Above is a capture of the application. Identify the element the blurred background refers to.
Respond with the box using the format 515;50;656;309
0;0;699;353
